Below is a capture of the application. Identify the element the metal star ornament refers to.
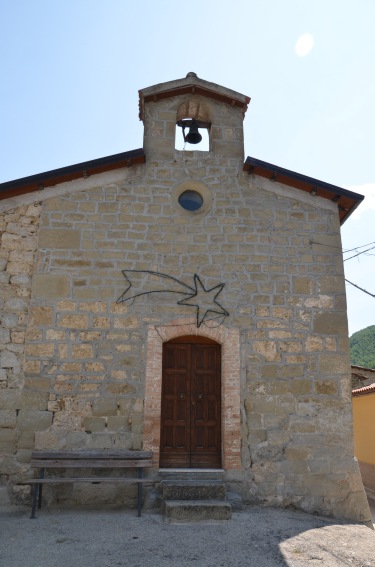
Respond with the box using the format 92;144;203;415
117;270;229;328
177;274;229;327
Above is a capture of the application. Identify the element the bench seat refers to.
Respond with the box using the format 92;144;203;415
18;450;153;518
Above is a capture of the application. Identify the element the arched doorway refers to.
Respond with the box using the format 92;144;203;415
160;335;221;468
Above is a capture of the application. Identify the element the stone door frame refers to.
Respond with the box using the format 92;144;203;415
143;317;241;469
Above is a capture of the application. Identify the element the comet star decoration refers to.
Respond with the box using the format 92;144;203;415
117;270;229;328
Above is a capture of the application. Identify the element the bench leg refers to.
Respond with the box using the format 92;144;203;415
31;484;39;519
37;468;44;510
137;468;142;517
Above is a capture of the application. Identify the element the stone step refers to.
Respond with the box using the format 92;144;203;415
164;499;232;522
161;480;226;501
158;469;225;481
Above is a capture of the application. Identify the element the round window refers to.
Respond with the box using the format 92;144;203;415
178;190;203;212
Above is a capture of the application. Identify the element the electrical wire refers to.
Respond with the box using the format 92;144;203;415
344;245;375;262
345;279;375;299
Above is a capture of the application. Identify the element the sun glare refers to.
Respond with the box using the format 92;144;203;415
295;33;314;57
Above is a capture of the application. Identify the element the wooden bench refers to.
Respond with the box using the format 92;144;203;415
19;450;153;519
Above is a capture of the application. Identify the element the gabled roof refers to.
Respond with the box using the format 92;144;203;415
243;156;364;224
0;149;145;201
138;72;250;121
0;150;363;225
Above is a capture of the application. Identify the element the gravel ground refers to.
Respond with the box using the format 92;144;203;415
1;503;374;567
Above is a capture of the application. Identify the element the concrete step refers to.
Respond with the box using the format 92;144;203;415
161;480;226;501
164;499;232;522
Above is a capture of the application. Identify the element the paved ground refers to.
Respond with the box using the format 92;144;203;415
0;506;375;567
1;503;375;567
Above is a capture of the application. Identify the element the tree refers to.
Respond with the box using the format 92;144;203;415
349;325;375;369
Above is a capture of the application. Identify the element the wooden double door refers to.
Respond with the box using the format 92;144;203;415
160;337;221;468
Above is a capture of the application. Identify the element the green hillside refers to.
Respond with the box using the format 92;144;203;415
349;325;375;369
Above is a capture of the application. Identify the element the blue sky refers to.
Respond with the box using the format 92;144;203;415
0;0;374;335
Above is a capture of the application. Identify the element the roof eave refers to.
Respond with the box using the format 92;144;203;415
139;75;250;122
0;149;146;201
243;156;364;225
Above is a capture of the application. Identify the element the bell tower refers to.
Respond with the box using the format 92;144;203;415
138;72;250;161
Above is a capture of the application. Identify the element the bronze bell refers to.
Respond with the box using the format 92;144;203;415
184;119;202;144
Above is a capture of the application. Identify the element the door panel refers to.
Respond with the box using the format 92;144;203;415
160;340;221;468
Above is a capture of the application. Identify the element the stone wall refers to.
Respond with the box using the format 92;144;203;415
0;202;46;487
0;90;370;522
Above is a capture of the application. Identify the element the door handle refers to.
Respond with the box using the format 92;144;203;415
179;394;186;399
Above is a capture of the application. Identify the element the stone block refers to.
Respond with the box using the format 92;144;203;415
279;365;305;379
11;331;25;344
20;391;48;410
107;416;130;431
289;379;311;395
284;447;310;460
56;300;77;311
103;383;136;395
29;306;54;326
83;417;106;432
24;376;52;390
305;336;323;351
4;298;28;311
17;430;35;449
92;398;118;417
261;365;279;378
72;344;94;359
25;344;54;357
0;329;10;345
65;431;89;448
280;460;308;474
118;399;133;415
32;274;70;298
17;410;52;431
0;350;20;370
253;341;281;362
25;328;43;341
293;277;315;295
1;313;19;328
315;380;338;395
59;314;89;329
15;449;33;463
93;317;110;329
313;312;348;335
318;276;346;294
268;381;290;395
0;390;22;409
246;395;276;413
318;353;349;374
0;428;17;452
0;410;17;427
38;228;81;249
88;433;113;449
113;432;132;448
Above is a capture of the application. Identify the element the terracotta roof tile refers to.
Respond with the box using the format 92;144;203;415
352;383;375;397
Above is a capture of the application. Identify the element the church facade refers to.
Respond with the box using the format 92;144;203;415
0;73;371;523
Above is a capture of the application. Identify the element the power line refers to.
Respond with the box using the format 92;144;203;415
345;279;375;299
344;245;375;262
343;240;375;254
310;240;375;253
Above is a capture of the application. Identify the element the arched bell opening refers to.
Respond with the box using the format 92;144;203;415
175;99;212;151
